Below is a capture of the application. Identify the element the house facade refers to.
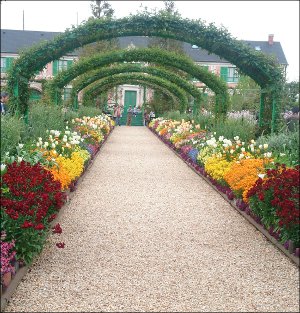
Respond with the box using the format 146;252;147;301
1;29;288;108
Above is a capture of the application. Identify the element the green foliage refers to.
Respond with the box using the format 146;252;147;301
0;115;25;159
282;81;300;111
83;72;189;111
76;105;102;117
256;128;299;167
46;48;225;114
71;63;202;103
229;75;260;112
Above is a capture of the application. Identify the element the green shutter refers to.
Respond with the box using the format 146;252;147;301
52;60;58;76
67;60;73;69
6;57;14;70
220;67;228;82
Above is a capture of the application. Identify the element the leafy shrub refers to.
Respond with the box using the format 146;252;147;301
0;115;26;159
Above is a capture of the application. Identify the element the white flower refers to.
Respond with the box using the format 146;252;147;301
259;145;263;149
263;144;268;149
53;150;57;155
234;136;239;141
280;153;286;157
239;154;244;159
17;156;23;162
66;143;70;148
66;126;69;130
18;143;24;149
264;152;272;158
36;142;40;147
38;137;43;142
230;149;234;154
55;141;58;145
5;152;9;156
63;137;68;143
258;173;265;179
52;143;56;148
251;139;255;144
1;164;6;172
242;142;245;146
44;142;49;148
219;136;224;142
65;130;71;135
236;145;239;149
241;147;245;152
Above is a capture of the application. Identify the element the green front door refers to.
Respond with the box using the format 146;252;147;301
124;90;137;110
120;90;137;125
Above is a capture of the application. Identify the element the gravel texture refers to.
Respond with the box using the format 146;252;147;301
5;126;300;312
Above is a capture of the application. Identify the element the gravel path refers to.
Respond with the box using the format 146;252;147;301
5;126;299;312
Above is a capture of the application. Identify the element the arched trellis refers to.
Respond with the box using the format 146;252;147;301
82;73;189;112
82;80;180;110
52;64;203;108
45;48;228;115
7;13;284;131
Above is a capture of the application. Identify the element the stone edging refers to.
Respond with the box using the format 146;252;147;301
0;128;114;312
148;127;300;267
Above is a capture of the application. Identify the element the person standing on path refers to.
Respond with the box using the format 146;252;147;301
115;105;122;126
1;92;9;115
126;105;133;126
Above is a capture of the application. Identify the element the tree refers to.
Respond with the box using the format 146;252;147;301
90;1;114;19
282;81;299;111
79;1;119;60
230;75;260;112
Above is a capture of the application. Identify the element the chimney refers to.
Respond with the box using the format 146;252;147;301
268;34;274;45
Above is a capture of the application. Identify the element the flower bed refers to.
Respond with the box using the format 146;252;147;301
0;114;114;297
148;118;299;265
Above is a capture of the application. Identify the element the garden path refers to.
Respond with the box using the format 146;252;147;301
5;126;299;312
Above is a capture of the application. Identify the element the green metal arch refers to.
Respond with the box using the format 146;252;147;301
83;81;179;109
82;73;189;112
45;48;227;114
72;64;202;102
7;13;283;131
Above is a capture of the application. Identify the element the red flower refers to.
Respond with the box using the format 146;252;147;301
21;220;33;228
52;223;62;235
56;242;65;248
34;223;45;231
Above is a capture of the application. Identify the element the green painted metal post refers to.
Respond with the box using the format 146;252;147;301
13;80;20;116
143;86;146;106
55;90;58;105
259;93;265;127
74;94;78;111
271;96;276;133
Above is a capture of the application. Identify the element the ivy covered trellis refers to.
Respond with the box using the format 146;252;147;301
7;13;284;132
44;48;228;115
82;78;183;109
81;73;189;111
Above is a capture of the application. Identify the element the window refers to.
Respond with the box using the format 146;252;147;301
220;66;239;83
58;60;68;72
192;44;199;49
63;88;72;100
1;57;7;73
255;46;261;51
228;67;239;83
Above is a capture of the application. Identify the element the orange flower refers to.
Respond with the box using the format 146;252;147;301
224;158;269;203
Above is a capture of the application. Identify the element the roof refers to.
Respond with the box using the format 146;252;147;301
1;29;288;65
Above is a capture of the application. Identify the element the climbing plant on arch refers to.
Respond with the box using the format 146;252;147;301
82;79;181;110
7;13;284;131
51;63;203;107
44;48;228;114
81;73;189;111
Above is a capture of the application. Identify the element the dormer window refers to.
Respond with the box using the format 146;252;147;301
192;44;198;49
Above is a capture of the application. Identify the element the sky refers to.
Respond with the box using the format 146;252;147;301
1;0;299;82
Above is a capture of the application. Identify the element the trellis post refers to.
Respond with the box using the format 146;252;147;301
259;92;265;127
271;95;276;133
73;93;78;111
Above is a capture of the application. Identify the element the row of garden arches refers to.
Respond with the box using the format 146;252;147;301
7;13;284;131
